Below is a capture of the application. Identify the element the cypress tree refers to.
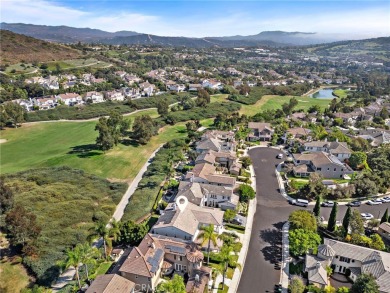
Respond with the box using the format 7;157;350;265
327;203;338;232
381;208;389;224
342;206;351;237
313;196;321;217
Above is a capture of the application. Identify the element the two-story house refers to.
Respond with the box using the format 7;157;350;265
57;93;83;106
119;233;211;292
303;141;352;160
306;239;390;292
247;122;274;141
292;152;354;179
185;163;236;187
84;91;105;104
151;196;224;241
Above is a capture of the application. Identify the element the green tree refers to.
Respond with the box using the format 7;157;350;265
132;115;157;144
342;207;352;237
289;210;317;232
156;99;169;115
156;274;186;293
78;243;99;281
180;95;195;110
313;196;321;218
0;179;14;214
63;246;83;289
118;220;148;246
327;203;338;232
336;287;350;293
369;234;385;251
88;222;110;259
217;244;240;289
240;156;252;169
196;224;217;265
196;88;210;107
5;204;41;252
289;276;305;293
350;274;379;293
95;117;115;151
349;210;365;235
354;177;378;198
381;208;388;224
3;102;25;127
349;152;367;170
289;228;321;256
223;209;237;223
238;184;255;202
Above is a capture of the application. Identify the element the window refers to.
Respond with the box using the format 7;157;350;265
334;168;337;171
339;256;351;263
222;196;225;199
317;168;322;171
174;255;177;260
179;256;183;261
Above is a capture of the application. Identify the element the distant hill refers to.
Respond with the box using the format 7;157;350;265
0;23;139;43
0;30;81;65
1;23;384;48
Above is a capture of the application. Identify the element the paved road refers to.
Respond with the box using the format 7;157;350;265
237;147;389;293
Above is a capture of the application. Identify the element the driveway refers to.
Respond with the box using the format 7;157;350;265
237;147;388;292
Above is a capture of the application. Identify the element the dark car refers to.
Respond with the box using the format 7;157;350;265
346;201;361;207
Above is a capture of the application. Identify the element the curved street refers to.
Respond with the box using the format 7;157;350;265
237;147;389;293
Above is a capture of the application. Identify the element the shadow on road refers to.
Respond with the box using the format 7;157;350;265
259;221;284;267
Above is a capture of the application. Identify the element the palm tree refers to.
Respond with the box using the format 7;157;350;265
109;218;121;243
63;246;83;289
218;244;241;289
196;224;218;265
78;243;99;281
88;222;110;259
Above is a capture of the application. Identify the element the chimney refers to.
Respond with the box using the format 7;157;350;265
151;243;155;250
316;262;321;269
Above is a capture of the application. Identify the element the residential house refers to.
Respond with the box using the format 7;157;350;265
119;233;210;292
139;82;156;97
124;74;141;85
292;152;354;179
86;274;135;293
282;127;312;143
354;128;390;146
122;87;141;99
188;84;202;91
202;79;221;90
168;83;186;93
196;130;236;153
378;222;390;242
34;95;58;110
57;93;83;106
185;163;236;187
176;181;238;210
105;90;125;101
151;196;224;241
306;239;390;292
247;122;274;141
12;99;34;112
115;71;127;78
303;141;352;160
84;91;105;104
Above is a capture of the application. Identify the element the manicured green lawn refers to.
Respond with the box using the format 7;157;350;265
0;260;31;293
46;58;111;70
0;110;186;180
210;94;229;103
218;283;229;293
91;261;113;279
258;95;332;113
332;89;349;99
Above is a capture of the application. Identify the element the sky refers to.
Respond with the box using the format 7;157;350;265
1;0;389;38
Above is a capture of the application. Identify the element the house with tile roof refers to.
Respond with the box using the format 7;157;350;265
292;152;353;179
185;163;236;187
119;233;210;292
303;140;352;160
247;122;274;141
306;239;390;292
378;222;390;242
86;274;135;293
151;196;224;241
176;181;238;210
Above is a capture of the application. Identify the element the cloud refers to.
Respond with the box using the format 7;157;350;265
1;0;389;38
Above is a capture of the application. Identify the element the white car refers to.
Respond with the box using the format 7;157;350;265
367;199;382;205
277;154;283;159
381;197;390;203
361;213;374;220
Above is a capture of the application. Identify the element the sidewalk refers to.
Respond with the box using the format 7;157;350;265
280;222;290;293
228;160;257;293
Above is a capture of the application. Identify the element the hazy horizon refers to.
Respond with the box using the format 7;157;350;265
1;0;389;39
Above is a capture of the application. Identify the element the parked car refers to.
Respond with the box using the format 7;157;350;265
381;197;390;203
288;198;309;207
321;201;335;207
277;153;283;159
346;201;361;207
361;213;374;220
367;199;382;205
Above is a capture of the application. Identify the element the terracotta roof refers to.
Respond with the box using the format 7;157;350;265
86;274;135;293
379;222;390;234
186;267;211;293
248;122;273;131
